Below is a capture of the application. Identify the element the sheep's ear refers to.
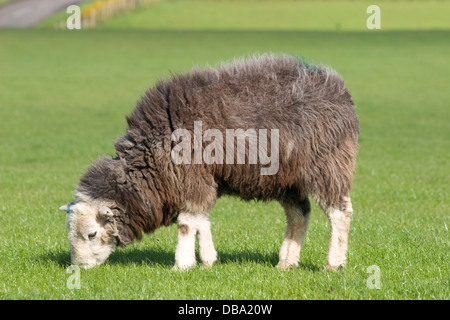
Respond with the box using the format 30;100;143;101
59;203;70;213
98;206;114;220
60;201;76;213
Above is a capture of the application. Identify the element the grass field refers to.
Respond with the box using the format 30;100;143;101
99;0;450;31
0;1;449;300
40;0;450;31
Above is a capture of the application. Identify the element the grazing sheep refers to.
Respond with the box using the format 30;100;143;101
60;53;359;270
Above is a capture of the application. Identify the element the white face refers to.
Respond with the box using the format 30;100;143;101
61;201;118;269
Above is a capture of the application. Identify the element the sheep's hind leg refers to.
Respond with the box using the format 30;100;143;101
324;196;353;271
277;198;311;270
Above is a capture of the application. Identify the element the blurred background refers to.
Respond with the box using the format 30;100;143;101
0;0;448;299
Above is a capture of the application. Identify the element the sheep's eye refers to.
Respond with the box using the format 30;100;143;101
88;231;97;240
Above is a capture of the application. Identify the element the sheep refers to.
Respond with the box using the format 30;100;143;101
59;53;359;270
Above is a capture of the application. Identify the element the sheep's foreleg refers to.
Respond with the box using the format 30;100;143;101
174;212;217;270
197;214;217;267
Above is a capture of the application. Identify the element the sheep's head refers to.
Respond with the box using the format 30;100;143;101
60;200;119;269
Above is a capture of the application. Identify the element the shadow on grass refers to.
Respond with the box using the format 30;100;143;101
218;250;278;266
109;247;175;267
109;248;283;268
298;261;322;272
43;250;71;268
44;247;321;272
42;247;175;268
218;251;322;272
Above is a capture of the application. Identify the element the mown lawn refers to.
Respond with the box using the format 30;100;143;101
40;0;450;31
0;1;449;300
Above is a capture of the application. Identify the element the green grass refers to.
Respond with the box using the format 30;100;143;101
1;29;448;300
1;1;449;300
39;0;450;31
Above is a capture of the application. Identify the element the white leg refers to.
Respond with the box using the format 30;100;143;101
277;199;311;270
174;212;197;270
173;212;217;270
325;196;353;270
197;217;218;267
